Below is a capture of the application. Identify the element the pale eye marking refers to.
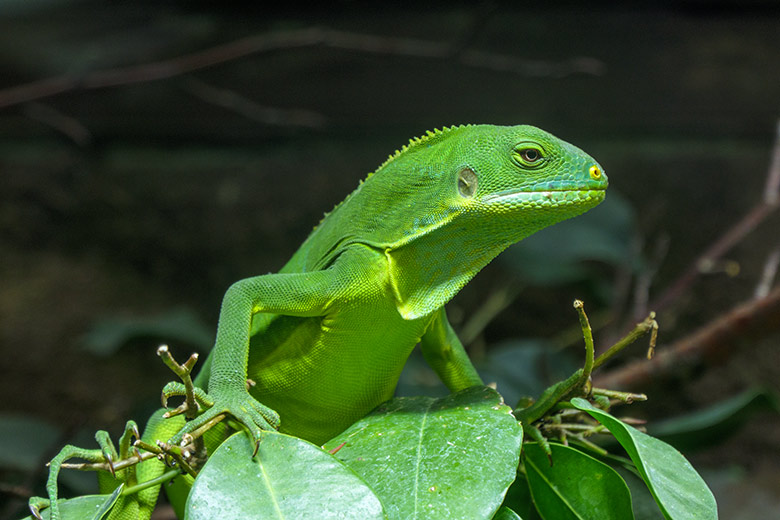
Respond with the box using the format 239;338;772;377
457;168;478;198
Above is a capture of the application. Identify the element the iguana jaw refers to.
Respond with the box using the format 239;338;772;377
481;188;606;208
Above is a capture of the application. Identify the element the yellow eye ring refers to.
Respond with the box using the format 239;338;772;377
589;165;602;180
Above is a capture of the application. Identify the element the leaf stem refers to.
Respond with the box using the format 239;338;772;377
121;468;182;497
593;313;658;370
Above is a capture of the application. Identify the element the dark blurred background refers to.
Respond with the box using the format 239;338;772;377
1;2;779;519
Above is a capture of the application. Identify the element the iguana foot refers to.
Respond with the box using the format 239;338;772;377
165;386;280;455
28;420;141;520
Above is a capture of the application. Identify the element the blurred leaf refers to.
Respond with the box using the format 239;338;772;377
19;486;122;520
572;399;717;520
185;432;384;520
523;443;634;520
80;307;212;356
324;386;523;520
395;347;450;397
502;192;639;285
397;340;580;408
477;340;580;408
648;388;780;451
0;414;60;471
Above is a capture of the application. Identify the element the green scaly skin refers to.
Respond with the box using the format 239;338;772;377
33;124;607;519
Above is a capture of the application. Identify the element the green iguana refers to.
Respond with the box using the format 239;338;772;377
30;124;607;519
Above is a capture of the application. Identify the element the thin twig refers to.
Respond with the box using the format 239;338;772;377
460;281;522;345
764;119;780;205
60;451;155;472
157;345;200;420
632;233;668;322
0;28;604;110
593;313;657;370
649;204;777;314
755;245;780;299
648;122;780;314
121;468;181;497
23;103;92;146
182;78;326;128
573;300;595;384
595;284;780;389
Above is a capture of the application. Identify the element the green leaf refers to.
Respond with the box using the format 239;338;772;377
523;442;634;520
648;388;779;451
19;487;122;520
0;414;60;472
323;386;523;520
185;432;384;520
571;398;717;520
89;485;124;520
493;506;523;520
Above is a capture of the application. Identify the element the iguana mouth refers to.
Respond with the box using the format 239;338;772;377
482;188;606;205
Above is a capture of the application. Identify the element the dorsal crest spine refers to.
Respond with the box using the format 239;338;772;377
312;124;471;231
373;124;471;174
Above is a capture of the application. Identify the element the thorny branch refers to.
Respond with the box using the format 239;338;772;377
0;28;604;111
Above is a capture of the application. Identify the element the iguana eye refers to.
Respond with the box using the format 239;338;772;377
519;149;540;162
512;144;545;167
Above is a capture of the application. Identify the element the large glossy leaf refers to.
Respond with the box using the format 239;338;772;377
323;386;523;520
648;388;779;451
571;399;717;520
19;486;122;520
523;442;634;520
185;432;384;520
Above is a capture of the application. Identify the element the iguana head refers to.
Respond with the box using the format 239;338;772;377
379;124;607;319
363;124;607;249
306;124;608;319
451;124;607;241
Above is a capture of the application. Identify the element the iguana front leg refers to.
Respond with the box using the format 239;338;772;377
419;307;484;392
163;257;349;452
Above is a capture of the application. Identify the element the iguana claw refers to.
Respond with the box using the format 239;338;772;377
28;496;48;520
